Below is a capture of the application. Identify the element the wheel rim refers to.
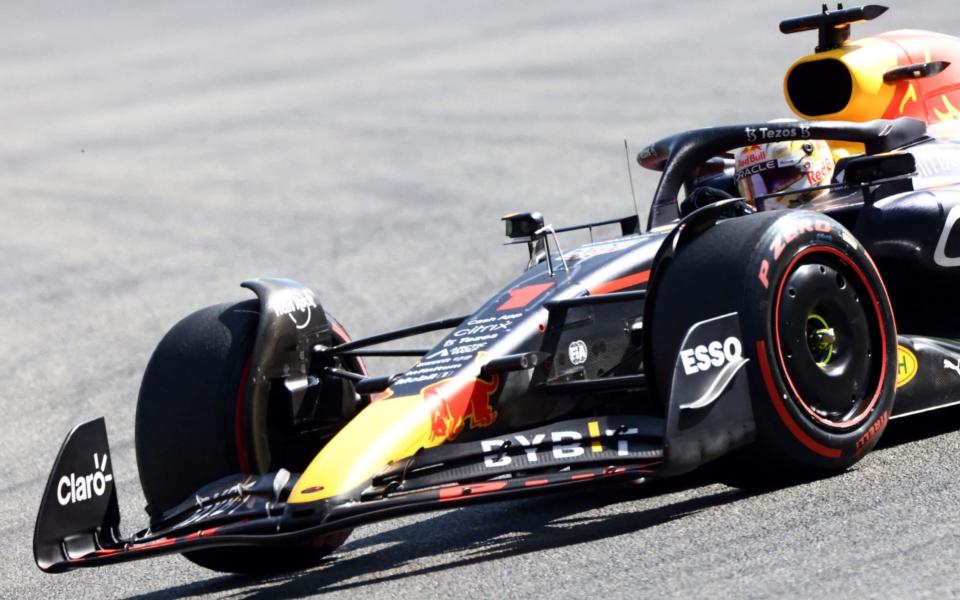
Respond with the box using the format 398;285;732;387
806;313;836;367
774;247;887;429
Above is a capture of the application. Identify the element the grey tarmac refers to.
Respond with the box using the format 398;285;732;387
3;1;960;598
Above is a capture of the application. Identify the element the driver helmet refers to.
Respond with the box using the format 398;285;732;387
733;138;835;210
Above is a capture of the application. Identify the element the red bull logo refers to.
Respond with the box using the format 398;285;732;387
422;374;500;442
736;145;767;170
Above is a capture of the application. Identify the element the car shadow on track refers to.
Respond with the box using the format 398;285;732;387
875;403;960;450
126;405;960;600
125;467;750;600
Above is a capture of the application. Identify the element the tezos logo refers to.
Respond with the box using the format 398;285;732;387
680;337;742;375
57;453;113;506
745;124;811;142
568;340;588;366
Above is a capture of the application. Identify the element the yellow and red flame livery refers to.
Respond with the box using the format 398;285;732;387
784;30;960;126
424;374;500;442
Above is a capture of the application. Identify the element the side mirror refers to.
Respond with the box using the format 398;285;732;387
502;212;544;239
679;186;735;218
843;152;916;186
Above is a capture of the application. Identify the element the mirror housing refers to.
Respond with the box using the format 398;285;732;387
502;212;544;239
843;152;916;186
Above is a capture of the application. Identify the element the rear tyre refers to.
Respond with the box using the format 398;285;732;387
650;210;896;472
135;300;356;573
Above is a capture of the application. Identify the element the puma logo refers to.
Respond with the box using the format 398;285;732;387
944;358;960;376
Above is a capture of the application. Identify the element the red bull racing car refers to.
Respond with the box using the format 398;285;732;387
34;4;960;575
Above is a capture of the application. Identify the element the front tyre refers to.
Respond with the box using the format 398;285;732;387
650;210;896;472
135;300;355;573
747;216;896;470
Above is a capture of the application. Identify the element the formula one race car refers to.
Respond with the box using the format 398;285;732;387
34;5;960;575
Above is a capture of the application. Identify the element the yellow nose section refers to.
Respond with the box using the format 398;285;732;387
288;394;431;503
288;368;501;503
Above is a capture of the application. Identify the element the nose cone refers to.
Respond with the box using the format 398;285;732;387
288;369;500;503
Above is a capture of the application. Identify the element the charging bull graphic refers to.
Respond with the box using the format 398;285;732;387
423;373;500;442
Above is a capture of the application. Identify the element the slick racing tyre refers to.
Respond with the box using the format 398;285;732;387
135;300;358;573
650;210;896;472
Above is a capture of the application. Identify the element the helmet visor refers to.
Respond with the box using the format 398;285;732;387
736;162;808;203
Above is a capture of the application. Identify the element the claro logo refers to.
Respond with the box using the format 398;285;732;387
57;453;113;506
680;337;743;376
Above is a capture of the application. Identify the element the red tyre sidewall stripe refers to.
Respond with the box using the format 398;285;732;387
772;245;889;429
234;356;253;474
233;318;361;475
756;340;842;459
330;319;367;376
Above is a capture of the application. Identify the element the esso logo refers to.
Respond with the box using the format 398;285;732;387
680;337;742;375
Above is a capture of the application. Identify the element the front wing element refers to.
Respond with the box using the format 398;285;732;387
35;415;665;573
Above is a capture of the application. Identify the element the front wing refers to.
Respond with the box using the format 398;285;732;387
34;415;664;572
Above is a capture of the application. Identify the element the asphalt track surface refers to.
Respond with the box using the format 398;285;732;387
5;1;960;598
